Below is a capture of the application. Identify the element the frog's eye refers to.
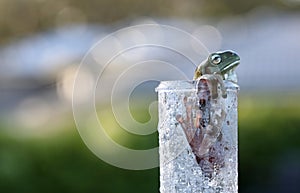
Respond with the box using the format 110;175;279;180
211;55;222;64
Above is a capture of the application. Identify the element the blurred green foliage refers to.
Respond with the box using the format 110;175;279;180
0;93;300;193
0;129;158;193
239;93;300;193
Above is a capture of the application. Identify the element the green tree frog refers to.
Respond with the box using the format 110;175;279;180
176;50;240;176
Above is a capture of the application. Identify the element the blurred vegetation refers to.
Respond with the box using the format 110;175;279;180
0;131;158;193
239;93;300;193
1;94;300;193
0;0;299;44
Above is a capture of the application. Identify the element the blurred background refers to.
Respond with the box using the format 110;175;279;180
1;0;300;192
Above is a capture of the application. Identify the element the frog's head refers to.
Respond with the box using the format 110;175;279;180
210;50;240;76
193;50;240;80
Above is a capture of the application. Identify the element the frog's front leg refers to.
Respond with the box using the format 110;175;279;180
197;99;226;157
199;74;227;99
195;75;227;157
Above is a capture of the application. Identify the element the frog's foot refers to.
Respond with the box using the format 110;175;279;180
175;96;202;143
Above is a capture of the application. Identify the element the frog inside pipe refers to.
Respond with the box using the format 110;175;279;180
176;50;240;177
